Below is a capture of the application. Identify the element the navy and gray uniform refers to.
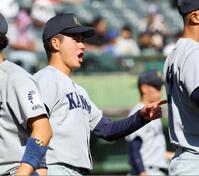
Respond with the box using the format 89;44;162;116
0;60;47;175
34;66;102;170
126;102;168;175
163;38;199;175
34;66;149;175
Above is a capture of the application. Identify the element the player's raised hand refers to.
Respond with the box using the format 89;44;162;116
139;100;167;121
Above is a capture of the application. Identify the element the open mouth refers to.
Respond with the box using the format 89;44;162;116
78;53;84;59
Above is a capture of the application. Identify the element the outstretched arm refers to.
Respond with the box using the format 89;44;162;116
93;100;167;141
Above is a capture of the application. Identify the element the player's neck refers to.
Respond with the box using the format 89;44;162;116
183;27;199;42
48;57;72;77
141;97;156;105
141;97;149;105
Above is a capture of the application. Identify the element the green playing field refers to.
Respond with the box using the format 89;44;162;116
73;73;166;109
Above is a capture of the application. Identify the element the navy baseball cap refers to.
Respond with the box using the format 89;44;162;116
42;13;95;42
0;13;8;34
177;0;199;15
138;70;164;88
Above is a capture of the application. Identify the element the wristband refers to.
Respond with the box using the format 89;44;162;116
39;156;47;169
21;137;48;169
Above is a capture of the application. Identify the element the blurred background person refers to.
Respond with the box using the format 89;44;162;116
103;29;119;57
138;31;157;56
126;70;173;176
85;16;109;53
7;0;55;73
7;9;37;73
114;25;141;69
145;3;168;36
116;25;141;57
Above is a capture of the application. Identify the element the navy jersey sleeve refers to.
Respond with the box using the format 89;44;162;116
93;111;149;141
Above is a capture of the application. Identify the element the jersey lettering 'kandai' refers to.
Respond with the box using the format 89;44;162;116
66;92;91;113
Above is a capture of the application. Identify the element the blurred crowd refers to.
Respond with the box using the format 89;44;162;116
1;0;181;73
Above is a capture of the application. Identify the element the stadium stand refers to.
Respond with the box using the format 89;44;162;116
2;0;182;74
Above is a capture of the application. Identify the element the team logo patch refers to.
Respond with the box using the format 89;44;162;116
28;90;43;110
35;139;45;147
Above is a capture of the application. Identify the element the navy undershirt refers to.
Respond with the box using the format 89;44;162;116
93;110;149;141
128;137;145;174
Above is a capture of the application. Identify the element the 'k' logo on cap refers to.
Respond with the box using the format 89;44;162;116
73;16;81;26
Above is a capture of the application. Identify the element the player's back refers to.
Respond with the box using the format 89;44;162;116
163;38;199;153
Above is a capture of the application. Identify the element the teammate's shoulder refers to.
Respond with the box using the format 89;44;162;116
34;66;62;87
34;66;57;79
181;39;199;64
0;60;32;78
179;38;199;52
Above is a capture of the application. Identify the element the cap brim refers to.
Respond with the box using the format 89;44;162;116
150;80;164;87
61;26;95;38
139;80;164;87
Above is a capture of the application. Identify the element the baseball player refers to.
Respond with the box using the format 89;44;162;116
163;0;199;175
0;14;52;175
126;70;172;176
34;13;167;175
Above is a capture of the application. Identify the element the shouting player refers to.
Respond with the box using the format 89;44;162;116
0;13;52;175
34;13;166;175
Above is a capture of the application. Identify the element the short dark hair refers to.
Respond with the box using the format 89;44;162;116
138;84;144;97
122;25;132;32
43;34;64;60
0;34;8;51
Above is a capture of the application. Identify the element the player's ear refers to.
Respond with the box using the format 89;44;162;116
51;37;61;51
140;84;148;94
190;10;199;24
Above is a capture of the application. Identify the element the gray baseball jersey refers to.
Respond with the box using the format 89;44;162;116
125;102;168;168
34;66;103;169
163;38;199;153
0;60;47;174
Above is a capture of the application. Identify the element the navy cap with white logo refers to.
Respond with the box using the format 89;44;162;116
42;13;95;42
